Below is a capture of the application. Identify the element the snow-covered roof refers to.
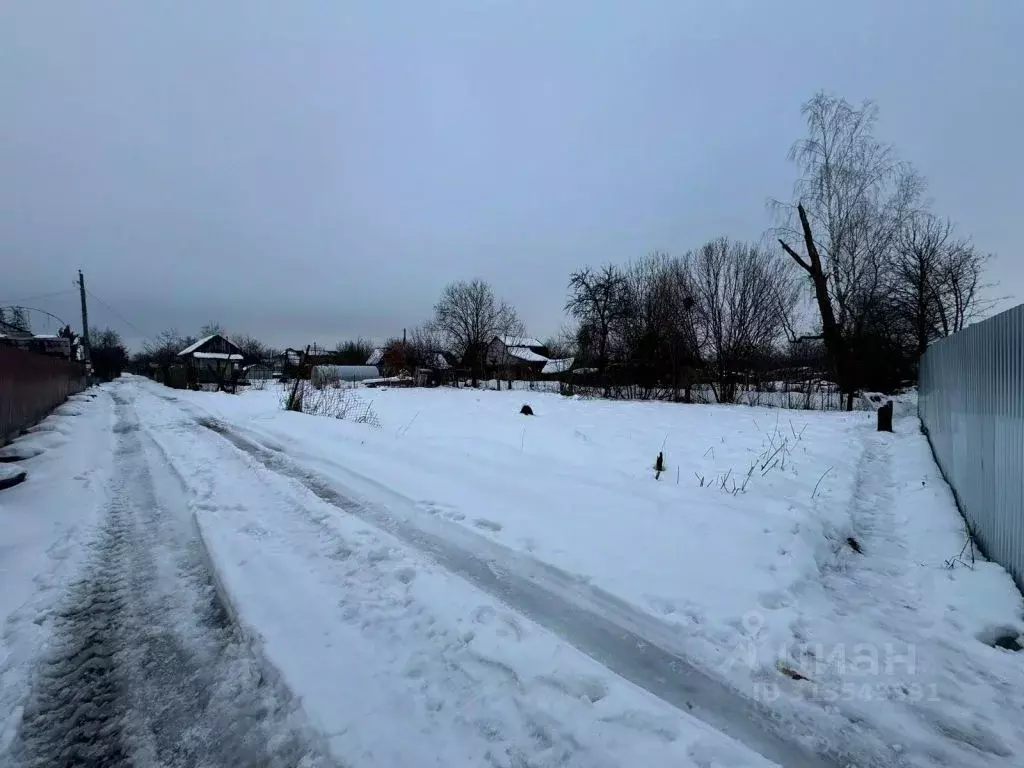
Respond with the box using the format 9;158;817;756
178;335;217;356
432;352;451;370
366;348;384;366
541;357;574;375
192;351;244;360
498;335;543;349
0;329;33;340
507;346;549;363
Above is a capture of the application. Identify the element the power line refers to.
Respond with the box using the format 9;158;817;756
0;289;77;305
84;289;153;341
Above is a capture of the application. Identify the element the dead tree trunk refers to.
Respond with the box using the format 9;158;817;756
779;203;856;411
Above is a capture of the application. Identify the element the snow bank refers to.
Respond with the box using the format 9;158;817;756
0;388;116;749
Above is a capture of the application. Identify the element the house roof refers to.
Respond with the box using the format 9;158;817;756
0;324;33;340
507;346;549;363
178;334;216;356
366;348;384;366
541;357;574;375
497;335;543;349
179;334;245;358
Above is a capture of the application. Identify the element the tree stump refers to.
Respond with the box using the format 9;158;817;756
520;404;534;416
877;400;894;432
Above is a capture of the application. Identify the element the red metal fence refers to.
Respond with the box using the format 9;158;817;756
0;347;87;445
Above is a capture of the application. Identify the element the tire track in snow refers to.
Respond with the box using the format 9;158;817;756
8;395;337;768
193;416;902;768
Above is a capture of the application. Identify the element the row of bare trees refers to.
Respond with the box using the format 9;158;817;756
564;241;801;402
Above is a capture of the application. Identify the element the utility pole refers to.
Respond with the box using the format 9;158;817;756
78;270;91;367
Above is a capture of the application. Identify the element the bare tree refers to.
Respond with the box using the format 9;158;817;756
432;279;521;386
890;211;993;357
144;329;195;384
774;92;922;409
936;246;990;336
542;328;576;361
565;265;632;379
89;327;127;381
616;253;700;399
200;321;227;338
1;306;32;333
335;337;374;365
690;238;799;403
660;255;704;401
231;334;271;362
379;337;412;378
407;324;445;370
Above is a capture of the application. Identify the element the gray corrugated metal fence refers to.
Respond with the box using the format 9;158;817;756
918;302;1024;592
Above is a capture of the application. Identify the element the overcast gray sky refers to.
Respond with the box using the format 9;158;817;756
2;0;1021;352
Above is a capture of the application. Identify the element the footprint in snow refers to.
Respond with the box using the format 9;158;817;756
240;523;269;539
394;567;416;585
646;596;677;616
537;673;609;704
473;518;503;532
471;605;496;625
498;614;523;641
417;500;466;522
327;544;354;561
599;709;678;742
366;547;393;564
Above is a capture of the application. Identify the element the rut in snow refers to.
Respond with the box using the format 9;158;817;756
9;397;336;768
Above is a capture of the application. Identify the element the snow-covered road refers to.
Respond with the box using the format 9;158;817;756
3;376;1022;767
8;391;335;767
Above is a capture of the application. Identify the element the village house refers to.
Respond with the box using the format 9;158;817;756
485;335;552;379
178;334;246;388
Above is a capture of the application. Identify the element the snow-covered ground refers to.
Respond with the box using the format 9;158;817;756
0;389;117;751
169;379;1024;767
3;376;1022;767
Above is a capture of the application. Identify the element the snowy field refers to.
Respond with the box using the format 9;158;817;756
3;376;1023;767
